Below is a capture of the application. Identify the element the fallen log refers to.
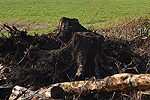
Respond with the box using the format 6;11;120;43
9;86;50;100
9;73;150;99
38;73;150;97
9;86;65;100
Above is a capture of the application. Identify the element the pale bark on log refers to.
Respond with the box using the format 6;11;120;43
9;73;150;99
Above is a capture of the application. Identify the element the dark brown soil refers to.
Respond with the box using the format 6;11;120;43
0;17;150;100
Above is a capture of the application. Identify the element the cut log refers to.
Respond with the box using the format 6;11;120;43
9;73;150;99
37;73;150;97
9;86;50;100
9;86;65;100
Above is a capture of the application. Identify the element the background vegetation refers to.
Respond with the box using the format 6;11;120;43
0;0;150;35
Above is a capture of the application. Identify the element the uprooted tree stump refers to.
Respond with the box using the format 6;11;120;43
0;17;119;99
33;31;105;81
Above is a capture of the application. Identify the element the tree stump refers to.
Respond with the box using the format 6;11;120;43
52;17;90;43
34;31;104;81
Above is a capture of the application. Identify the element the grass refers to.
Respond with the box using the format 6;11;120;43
0;0;150;35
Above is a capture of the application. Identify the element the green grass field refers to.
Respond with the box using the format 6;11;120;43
0;0;150;34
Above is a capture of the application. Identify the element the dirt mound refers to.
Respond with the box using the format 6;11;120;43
0;17;150;99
